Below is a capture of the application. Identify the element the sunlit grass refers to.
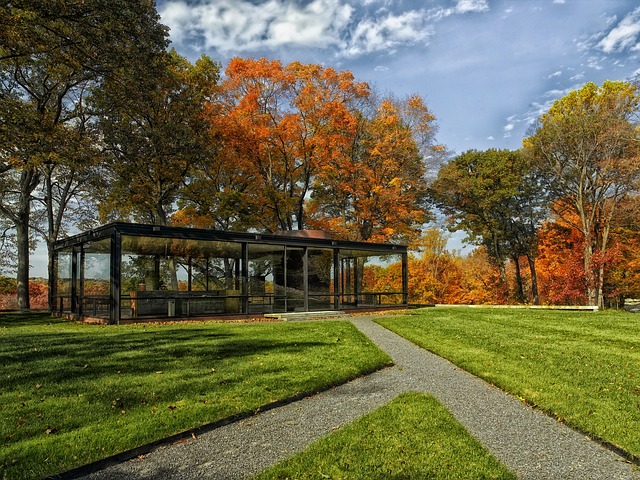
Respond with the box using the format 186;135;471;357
377;307;640;459
0;313;391;480
255;392;516;480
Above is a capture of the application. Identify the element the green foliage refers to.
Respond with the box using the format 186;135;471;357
524;80;640;307
431;149;545;258
430;149;548;302
0;276;16;295
0;0;170;308
256;392;515;479
0;315;390;479
95;50;221;226
378;307;640;458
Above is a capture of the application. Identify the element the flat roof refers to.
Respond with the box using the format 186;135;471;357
54;222;407;255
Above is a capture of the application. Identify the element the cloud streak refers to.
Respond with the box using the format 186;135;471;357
159;0;486;58
597;6;640;53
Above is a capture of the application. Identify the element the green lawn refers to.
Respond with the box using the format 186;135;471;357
0;313;391;480
377;307;640;460
255;392;516;480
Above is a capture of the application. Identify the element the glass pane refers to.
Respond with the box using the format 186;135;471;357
248;244;283;313
121;235;243;318
340;252;404;307
82;239;111;318
308;248;335;311
56;248;73;312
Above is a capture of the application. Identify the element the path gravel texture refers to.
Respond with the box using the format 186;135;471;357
78;317;639;480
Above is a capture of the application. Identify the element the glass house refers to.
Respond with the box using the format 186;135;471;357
53;223;408;324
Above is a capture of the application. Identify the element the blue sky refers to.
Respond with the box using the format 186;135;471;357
28;1;640;275
156;0;640;155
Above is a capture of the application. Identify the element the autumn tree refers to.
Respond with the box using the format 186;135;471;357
430;149;547;304
309;95;439;244
407;229;465;304
536;219;587;305
0;0;168;310
525;81;640;308
202;58;370;233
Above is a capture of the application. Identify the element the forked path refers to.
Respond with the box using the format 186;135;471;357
81;317;639;480
351;317;639;480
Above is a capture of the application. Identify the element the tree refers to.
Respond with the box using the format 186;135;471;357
430;149;547;304
524;81;640;308
96;51;220;226
212;58;369;232
309;95;439;244
536;218;587;305
0;0;168;310
407;229;465;304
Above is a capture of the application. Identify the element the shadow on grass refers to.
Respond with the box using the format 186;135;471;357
1;325;328;391
0;311;66;328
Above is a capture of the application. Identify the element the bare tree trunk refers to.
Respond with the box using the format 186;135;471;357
527;254;539;305
512;255;524;303
583;240;597;306
16;219;30;311
15;168;40;311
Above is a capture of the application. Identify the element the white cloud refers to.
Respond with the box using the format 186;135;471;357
487;135;495;141
547;70;562;79
374;65;390;72
552;0;566;4
585;55;605;70
597;6;640;53
160;0;437;58
343;10;434;57
160;0;353;53
454;0;489;14
430;0;489;21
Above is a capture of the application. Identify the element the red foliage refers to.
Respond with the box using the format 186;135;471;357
0;281;49;310
536;222;587;305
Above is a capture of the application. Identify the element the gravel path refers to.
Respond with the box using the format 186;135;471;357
77;317;639;480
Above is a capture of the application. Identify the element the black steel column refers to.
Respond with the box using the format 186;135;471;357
303;247;309;311
110;230;121;325
402;252;409;306
333;249;340;310
241;243;249;314
71;247;78;314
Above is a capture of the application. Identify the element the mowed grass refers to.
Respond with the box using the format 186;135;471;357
0;313;391;480
377;307;640;459
255;392;516;480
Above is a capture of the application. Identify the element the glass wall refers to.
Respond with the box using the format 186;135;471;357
247;245;306;312
121;236;243;319
248;244;283;313
53;224;408;322
308;248;335;310
55;248;74;313
82;239;111;318
340;251;405;307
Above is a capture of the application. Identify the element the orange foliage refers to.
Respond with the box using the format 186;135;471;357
535;221;587;305
361;230;505;305
206;58;369;232
603;228;640;303
309;97;434;244
0;281;48;309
